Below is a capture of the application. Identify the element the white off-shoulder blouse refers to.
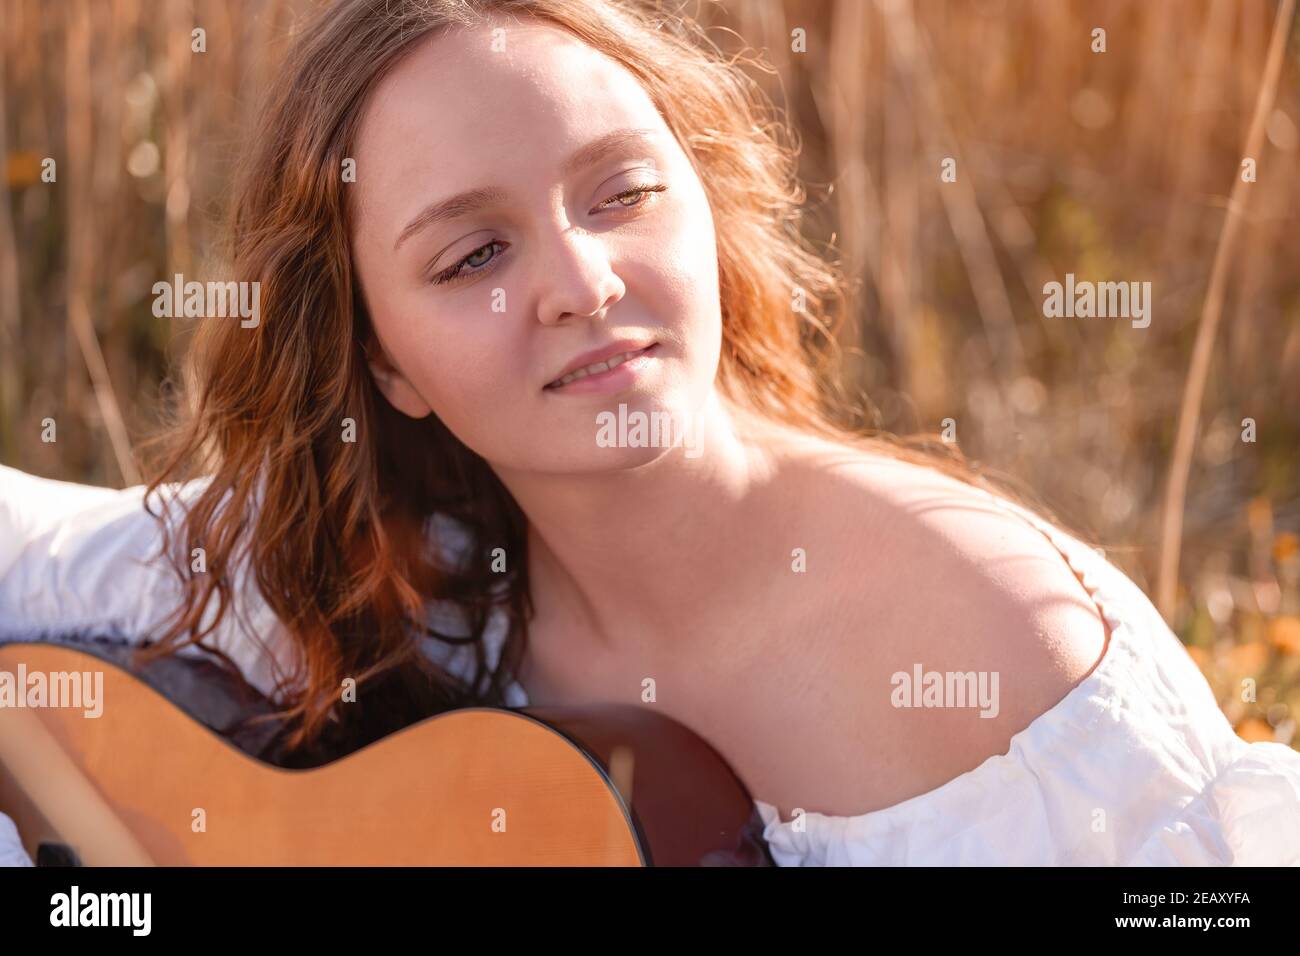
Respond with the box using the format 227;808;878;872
751;490;1300;866
2;464;1298;866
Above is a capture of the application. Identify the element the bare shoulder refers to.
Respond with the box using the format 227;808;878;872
769;443;1110;814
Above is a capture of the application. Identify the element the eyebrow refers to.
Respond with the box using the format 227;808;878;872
392;127;661;252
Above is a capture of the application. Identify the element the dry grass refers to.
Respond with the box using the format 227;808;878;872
2;0;1298;749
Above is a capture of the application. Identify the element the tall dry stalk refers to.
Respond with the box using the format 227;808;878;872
1155;0;1297;621
0;38;22;461
64;0;140;486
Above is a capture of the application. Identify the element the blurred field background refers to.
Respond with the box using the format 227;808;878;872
1;0;1298;750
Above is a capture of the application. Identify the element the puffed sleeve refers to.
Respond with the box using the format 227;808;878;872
0;463;302;699
0;812;33;867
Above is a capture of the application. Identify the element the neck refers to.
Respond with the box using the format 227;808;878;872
491;391;809;652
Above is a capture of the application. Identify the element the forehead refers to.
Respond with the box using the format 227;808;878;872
353;19;667;193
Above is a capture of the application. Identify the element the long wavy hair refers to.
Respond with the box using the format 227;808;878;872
138;0;1024;761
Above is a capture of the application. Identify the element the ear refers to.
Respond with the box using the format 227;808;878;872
366;337;433;419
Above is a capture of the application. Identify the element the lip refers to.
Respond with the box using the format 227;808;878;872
544;338;658;390
543;343;659;395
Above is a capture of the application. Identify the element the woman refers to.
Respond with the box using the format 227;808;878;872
2;0;1298;866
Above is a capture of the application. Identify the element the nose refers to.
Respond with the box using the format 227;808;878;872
535;228;626;326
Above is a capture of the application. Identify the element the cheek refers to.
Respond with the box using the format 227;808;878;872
669;192;724;401
659;183;719;319
397;309;519;425
395;318;540;466
652;187;722;355
362;277;519;439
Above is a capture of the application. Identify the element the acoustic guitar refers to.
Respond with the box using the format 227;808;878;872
0;642;773;866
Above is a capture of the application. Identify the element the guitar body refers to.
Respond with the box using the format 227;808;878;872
0;643;772;866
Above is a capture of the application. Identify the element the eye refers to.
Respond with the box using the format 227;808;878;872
593;182;667;214
429;239;507;286
426;184;666;287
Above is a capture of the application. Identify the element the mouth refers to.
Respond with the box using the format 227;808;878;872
544;343;658;392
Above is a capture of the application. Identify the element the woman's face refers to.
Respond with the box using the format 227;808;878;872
350;19;722;473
